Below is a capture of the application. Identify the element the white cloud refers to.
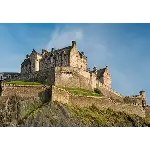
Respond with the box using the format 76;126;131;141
46;25;113;67
46;27;84;49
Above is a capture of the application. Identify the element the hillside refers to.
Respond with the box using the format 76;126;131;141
0;95;150;127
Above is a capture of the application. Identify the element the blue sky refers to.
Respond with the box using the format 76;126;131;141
0;23;150;103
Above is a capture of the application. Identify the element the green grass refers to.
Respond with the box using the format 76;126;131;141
67;104;149;127
6;80;41;85
63;87;102;97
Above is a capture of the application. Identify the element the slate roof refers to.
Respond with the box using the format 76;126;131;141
21;58;31;67
97;68;106;76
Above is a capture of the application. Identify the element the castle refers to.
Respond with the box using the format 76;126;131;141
0;40;147;118
20;41;146;107
21;41;112;90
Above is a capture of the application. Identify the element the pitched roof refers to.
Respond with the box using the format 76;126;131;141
97;68;106;76
50;46;72;55
21;58;31;66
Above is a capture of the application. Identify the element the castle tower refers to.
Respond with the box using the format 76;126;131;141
102;65;112;89
140;90;146;107
70;41;80;68
140;90;146;98
30;49;42;73
72;41;76;48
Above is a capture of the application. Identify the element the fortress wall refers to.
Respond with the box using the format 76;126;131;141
52;86;145;117
145;106;150;117
78;69;91;79
2;85;47;97
99;86;123;102
20;67;55;84
123;96;144;106
54;67;93;90
37;68;55;84
54;67;104;91
0;85;146;118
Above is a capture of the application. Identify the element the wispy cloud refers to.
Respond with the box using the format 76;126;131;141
46;25;113;68
46;27;84;49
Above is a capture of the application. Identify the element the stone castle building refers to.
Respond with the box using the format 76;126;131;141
21;41;112;89
0;40;147;118
20;41;146;108
21;41;87;73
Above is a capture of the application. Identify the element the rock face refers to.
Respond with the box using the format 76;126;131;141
0;95;149;127
0;85;146;119
0;81;3;96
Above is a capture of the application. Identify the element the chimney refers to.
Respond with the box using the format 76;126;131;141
72;41;76;48
93;66;97;71
26;54;30;59
32;49;36;53
81;51;84;55
51;48;54;52
42;49;47;55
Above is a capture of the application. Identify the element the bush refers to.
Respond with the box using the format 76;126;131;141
94;88;102;95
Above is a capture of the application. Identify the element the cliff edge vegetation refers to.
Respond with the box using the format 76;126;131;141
0;95;149;127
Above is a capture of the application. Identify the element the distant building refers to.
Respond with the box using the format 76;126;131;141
0;72;20;80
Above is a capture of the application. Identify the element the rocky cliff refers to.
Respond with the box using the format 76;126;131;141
0;95;149;127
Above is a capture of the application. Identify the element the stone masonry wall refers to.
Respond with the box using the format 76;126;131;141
123;96;145;106
145;106;150;117
54;67;122;99
0;85;146;118
2;84;48;98
54;67;94;90
52;86;145;117
18;66;146;109
99;86;123;102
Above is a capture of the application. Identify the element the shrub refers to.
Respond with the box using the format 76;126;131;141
94;88;102;95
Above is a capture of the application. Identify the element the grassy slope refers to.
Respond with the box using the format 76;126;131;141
19;101;150;127
6;81;41;85
63;87;103;97
0;86;150;127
